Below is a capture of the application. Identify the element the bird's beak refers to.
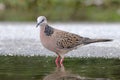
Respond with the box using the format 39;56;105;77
36;22;41;28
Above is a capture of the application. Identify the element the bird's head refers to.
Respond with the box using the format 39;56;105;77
36;16;47;27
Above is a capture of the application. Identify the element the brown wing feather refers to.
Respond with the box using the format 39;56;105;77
55;31;85;49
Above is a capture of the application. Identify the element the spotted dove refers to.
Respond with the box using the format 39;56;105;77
36;16;112;67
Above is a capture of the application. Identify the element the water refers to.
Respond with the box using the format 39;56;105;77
0;22;120;58
0;56;119;80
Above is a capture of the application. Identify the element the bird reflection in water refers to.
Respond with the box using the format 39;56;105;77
43;66;82;80
43;66;110;80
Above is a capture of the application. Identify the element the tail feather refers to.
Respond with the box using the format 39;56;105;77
83;38;112;44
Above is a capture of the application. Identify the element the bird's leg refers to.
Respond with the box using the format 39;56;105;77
55;55;60;67
60;58;64;67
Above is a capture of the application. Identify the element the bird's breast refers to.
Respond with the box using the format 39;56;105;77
40;31;58;52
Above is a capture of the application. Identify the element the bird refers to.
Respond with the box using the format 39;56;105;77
36;16;112;67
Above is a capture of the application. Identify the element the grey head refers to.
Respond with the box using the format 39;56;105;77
36;16;47;27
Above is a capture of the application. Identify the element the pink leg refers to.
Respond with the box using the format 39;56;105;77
60;58;64;67
55;56;60;67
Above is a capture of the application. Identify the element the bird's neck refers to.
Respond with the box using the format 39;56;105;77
40;23;54;36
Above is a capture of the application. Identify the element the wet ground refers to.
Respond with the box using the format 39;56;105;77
0;22;120;58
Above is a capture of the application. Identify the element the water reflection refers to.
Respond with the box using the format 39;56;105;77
43;66;82;80
43;66;110;80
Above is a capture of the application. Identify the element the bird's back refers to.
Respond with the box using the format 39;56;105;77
53;30;86;49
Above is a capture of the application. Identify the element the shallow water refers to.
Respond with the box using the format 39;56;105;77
0;56;119;80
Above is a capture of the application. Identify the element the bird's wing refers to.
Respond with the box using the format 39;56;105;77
54;31;87;49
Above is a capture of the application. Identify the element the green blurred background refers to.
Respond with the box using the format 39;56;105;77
0;0;120;22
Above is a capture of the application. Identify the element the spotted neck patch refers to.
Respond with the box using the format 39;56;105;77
44;25;54;36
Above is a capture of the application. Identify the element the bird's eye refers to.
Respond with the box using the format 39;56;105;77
42;19;44;22
40;19;44;23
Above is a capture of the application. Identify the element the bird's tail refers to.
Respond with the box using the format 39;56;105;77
83;38;112;44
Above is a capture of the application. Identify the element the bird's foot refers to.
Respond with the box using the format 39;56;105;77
60;58;64;67
55;56;60;67
55;56;64;67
